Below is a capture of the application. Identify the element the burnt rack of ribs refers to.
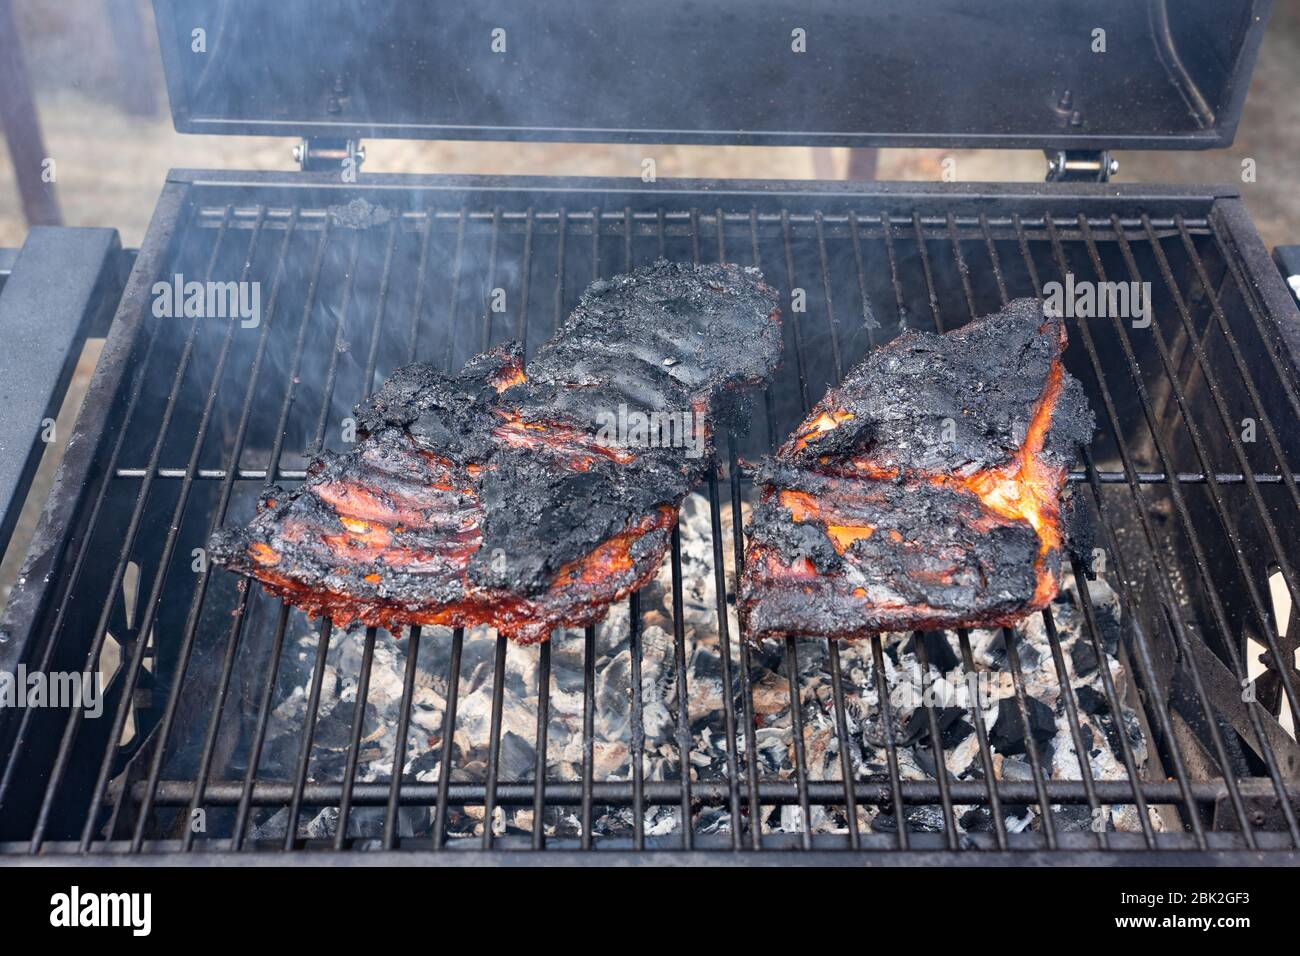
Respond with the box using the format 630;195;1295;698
209;260;783;643
740;298;1096;641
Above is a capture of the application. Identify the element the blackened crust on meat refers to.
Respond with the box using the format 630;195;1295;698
741;469;1043;636
781;298;1091;475
741;298;1095;642
210;260;782;643
475;259;782;593
514;259;784;429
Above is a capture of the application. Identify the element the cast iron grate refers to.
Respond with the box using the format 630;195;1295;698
1;179;1297;859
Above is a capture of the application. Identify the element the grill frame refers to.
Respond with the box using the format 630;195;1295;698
1;171;1297;864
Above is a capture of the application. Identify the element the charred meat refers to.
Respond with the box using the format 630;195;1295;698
210;260;782;643
740;298;1094;641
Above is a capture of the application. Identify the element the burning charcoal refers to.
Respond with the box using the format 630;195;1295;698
1053;804;1099;833
210;261;782;644
595;649;633;737
987;630;1040;671
904;806;948;832
498;731;536;781
304;808;337;840
313;699;368;750
956;806;1024;832
904;631;960;673
1080;723;1096;755
255;490;1151;847
943;719;975;749
1071;637;1099;677
912;745;941;779
1075;684;1108;716
960;806;995;832
407;748;444;778
900;705;967;747
990;697;1055;756
696;807;731;834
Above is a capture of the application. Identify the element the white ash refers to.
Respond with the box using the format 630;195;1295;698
246;492;1157;844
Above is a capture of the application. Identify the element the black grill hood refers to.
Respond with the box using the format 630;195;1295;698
152;0;1272;150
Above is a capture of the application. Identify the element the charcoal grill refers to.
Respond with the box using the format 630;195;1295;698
1;0;1298;865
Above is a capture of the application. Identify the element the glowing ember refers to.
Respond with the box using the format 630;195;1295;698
933;357;1066;606
792;409;855;451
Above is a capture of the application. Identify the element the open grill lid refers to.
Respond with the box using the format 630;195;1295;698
153;0;1271;149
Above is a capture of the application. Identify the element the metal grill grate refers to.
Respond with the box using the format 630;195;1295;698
1;176;1297;861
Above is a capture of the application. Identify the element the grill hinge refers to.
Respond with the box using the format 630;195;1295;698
1044;149;1118;183
292;137;366;175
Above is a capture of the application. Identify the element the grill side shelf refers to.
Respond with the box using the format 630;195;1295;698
0;227;123;561
0;183;190;676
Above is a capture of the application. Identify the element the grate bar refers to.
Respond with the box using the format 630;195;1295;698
668;526;694;849
179;585;249;852
580;625;596;850
955;630;1009;850
814;210;845;379
869;634;909;846
1002;628;1059;850
335;626;378;850
946;211;978;323
111;465;1300;485
911;212;942;333
360;219;400;400
194;204;1211;232
706;473;744;848
628;591;646;851
283;618;334;850
432;628;462;849
406;216;434;363
848;210;881;345
309;231;362;453
481;634;510;849
515;208;535;349
728;439;764;849
382;626;423;850
780;210;811;410
231;604;290;850
480;207;502;352
911;634;959;847
1041;608;1108;850
532;640;551;850
880;211;908;330
128;775;1285;809
826;640;861;848
979;211;1011;306
441;209;467;372
783;637;815;849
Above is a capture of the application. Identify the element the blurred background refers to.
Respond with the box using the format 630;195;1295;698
2;0;1298;250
